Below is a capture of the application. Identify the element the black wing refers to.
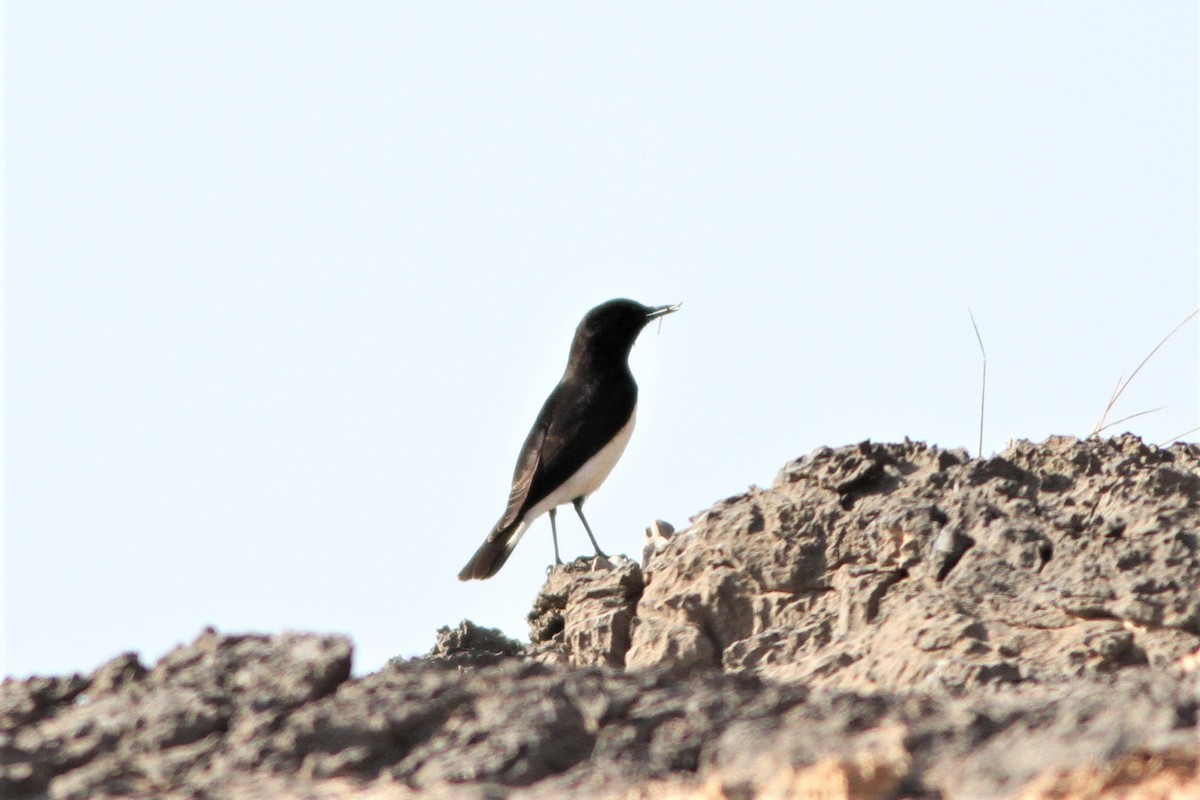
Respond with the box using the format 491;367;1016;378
458;369;636;581
456;425;545;581
520;370;637;516
495;424;545;531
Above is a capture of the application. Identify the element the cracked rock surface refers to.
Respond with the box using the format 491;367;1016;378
627;435;1200;689
5;435;1200;799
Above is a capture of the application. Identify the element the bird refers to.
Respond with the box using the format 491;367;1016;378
458;298;680;581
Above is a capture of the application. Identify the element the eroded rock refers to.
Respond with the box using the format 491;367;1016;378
6;435;1200;799
527;556;643;668
625;436;1200;691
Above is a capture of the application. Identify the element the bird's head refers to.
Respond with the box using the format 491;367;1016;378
569;298;681;368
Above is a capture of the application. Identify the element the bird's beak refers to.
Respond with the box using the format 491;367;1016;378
646;302;682;319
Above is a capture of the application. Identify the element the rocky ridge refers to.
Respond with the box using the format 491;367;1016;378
5;434;1200;799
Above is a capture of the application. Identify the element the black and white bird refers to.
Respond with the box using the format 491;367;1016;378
458;298;679;581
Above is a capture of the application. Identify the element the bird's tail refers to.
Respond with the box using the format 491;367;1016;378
458;518;528;581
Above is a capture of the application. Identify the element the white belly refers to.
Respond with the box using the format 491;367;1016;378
523;409;636;523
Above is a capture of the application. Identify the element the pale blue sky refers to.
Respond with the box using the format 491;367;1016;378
5;2;1197;678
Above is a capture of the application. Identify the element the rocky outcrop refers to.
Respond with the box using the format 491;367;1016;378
527;555;644;667
623;435;1200;689
2;629;353;799
4;434;1200;799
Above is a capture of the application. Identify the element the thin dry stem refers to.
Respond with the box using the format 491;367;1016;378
1091;307;1199;437
1093;406;1168;436
1159;427;1200;447
969;308;986;458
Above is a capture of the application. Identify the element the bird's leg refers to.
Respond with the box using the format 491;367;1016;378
573;498;608;559
549;508;564;565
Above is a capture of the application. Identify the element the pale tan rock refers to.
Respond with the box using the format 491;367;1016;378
620;437;1200;692
527;556;643;668
7;437;1200;800
1014;748;1200;800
